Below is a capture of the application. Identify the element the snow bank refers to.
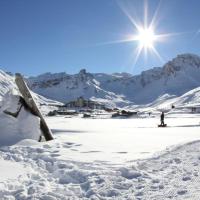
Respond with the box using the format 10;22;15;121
0;90;41;146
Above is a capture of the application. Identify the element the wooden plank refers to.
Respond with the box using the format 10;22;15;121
15;73;54;141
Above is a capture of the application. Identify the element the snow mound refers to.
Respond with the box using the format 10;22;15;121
0;90;41;146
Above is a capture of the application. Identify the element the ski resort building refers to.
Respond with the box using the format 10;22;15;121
189;106;200;113
65;96;106;110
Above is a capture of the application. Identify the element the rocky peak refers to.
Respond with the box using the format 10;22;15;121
163;54;200;76
79;69;87;74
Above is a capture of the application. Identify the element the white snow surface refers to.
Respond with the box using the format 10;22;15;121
0;91;41;146
0;159;30;182
0;115;200;199
47;116;200;163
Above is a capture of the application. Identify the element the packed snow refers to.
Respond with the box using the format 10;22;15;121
1;112;200;199
46;116;200;163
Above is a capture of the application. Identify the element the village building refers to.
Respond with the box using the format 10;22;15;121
65;96;106;110
190;106;200;113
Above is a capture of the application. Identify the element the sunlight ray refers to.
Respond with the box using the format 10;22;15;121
155;31;193;41
93;36;138;46
144;0;148;28
117;1;141;30
133;45;143;66
149;0;163;30
150;46;164;63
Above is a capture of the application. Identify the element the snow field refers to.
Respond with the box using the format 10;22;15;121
47;116;200;163
0;115;200;199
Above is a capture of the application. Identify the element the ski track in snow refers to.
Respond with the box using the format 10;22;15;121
1;123;200;199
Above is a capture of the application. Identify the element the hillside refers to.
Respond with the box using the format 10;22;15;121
0;70;16;102
1;53;200;109
27;54;200;106
0;71;63;114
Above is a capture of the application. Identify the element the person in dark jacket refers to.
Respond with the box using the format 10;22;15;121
160;112;165;126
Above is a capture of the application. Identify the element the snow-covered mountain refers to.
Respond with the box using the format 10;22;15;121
145;86;200;111
0;70;63;113
27;69;131;107
1;53;200;109
0;70;16;101
27;54;200;105
125;86;200;113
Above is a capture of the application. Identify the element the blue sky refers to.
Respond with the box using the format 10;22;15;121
0;0;200;76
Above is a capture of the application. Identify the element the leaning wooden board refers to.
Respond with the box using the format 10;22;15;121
15;73;54;141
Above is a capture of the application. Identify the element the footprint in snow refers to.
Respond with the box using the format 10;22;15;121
65;142;74;145
57;163;69;169
36;148;45;153
182;176;191;181
173;158;182;164
63;144;73;148
177;189;187;195
51;153;60;157
70;149;78;151
152;179;160;184
62;142;82;148
114;151;127;154
159;184;164;189
136;185;145;190
135;191;143;196
193;171;198;176
52;150;60;153
43;144;51;149
74;144;82;147
81;151;101;153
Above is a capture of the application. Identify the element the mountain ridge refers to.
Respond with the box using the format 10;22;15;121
27;53;200;106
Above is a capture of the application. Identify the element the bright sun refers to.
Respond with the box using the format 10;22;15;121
99;1;177;65
136;27;156;49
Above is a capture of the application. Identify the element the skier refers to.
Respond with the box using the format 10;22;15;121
160;112;165;126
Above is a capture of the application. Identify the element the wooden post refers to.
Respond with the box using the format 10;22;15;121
15;73;54;141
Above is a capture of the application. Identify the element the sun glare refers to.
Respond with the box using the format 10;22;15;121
114;0;172;65
97;1;180;67
136;27;156;48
